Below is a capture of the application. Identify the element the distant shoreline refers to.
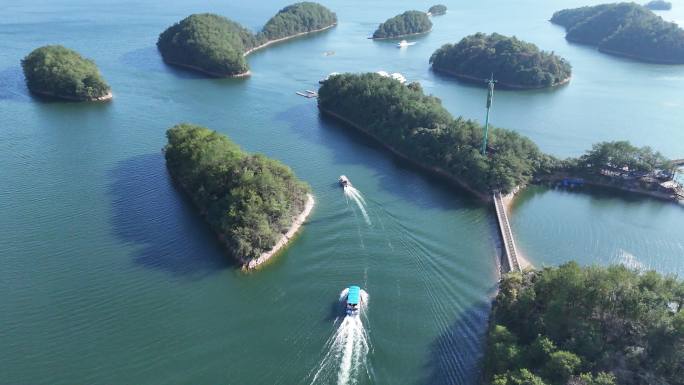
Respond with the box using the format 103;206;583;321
370;29;432;40
432;67;571;90
243;23;337;57
29;89;112;102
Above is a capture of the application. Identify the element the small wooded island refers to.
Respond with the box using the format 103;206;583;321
164;123;314;269
485;263;683;385
427;4;447;16
551;2;684;64
372;11;432;39
21;45;111;101
157;2;336;77
430;33;572;89
645;0;672;11
318;73;550;197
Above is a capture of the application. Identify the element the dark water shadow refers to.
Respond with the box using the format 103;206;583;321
108;153;234;279
423;300;493;385
0;66;30;102
120;46;221;80
274;103;485;211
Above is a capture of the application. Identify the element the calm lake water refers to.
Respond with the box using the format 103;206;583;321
1;0;683;384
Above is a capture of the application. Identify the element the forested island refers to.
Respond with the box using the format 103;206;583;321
157;2;336;77
21;45;111;101
430;33;572;89
372;11;432;39
550;2;684;64
428;4;447;16
485;263;684;385
164;123;313;269
645;0;672;11
318;73;552;197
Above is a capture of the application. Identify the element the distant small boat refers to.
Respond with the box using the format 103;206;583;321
339;175;351;187
344;285;362;316
396;40;416;48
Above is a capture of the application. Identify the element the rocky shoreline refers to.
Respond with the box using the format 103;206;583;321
30;89;112;102
243;193;315;270
432;67;571;89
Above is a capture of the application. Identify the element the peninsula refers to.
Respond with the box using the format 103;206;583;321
157;2;336;77
21;45;111;101
485;263;683;385
372;11;432;39
551;2;684;64
164;123;313;269
318;73;550;197
318;72;683;203
430;33;572;89
427;4;447;16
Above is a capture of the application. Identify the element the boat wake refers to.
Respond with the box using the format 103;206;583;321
344;185;371;225
308;290;371;385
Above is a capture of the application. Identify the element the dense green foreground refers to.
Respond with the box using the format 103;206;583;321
157;2;336;76
372;10;432;39
430;33;572;89
551;3;684;64
21;45;110;101
318;73;551;195
485;263;684;385
164;124;310;262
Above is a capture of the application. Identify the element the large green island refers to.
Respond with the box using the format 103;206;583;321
318;73;683;202
430;33;572;89
550;2;684;64
157;2;336;77
372;11;432;39
164;123;314;269
21;45;111;101
485;263;683;385
318;73;551;197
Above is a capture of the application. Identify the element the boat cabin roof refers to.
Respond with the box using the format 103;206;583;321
347;285;360;305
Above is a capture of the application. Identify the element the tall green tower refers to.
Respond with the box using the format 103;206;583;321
481;74;496;156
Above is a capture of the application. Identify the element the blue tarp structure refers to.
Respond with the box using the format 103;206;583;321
347;285;360;305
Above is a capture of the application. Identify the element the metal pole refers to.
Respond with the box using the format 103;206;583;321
482;74;495;156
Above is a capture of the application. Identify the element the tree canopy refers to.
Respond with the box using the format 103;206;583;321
259;2;337;41
158;3;336;77
157;13;257;76
430;33;572;89
428;4;447;16
551;3;684;63
164;123;311;262
372;10;432;39
485;263;684;385
575;141;672;174
645;0;672;11
318;73;553;195
21;45;110;101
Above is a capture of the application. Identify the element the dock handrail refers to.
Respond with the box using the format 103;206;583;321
493;191;521;273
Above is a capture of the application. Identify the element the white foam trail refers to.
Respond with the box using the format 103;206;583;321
308;291;371;385
344;186;371;225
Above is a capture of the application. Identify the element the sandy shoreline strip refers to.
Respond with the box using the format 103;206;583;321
243;23;337;57
31;89;112;102
245;193;315;270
